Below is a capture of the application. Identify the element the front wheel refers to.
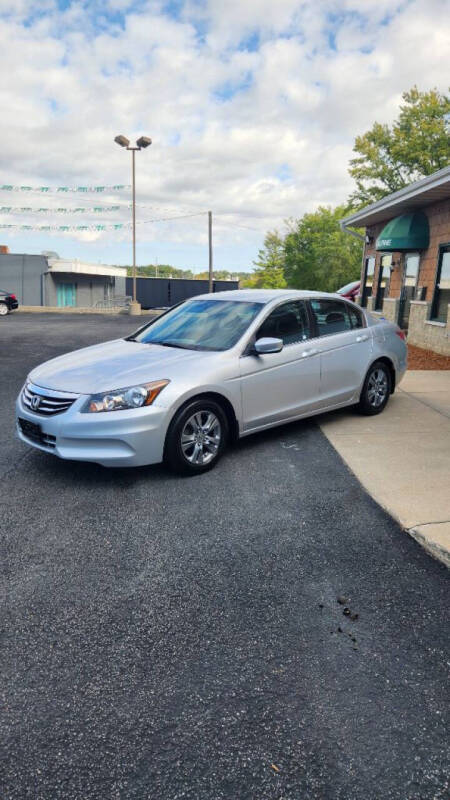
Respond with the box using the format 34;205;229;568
358;361;391;416
164;399;228;475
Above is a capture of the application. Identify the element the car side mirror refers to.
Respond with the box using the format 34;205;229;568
254;337;283;354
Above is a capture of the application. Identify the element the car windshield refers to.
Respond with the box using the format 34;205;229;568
131;298;264;351
337;281;359;294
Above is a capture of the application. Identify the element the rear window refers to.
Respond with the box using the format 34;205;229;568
337;281;359;294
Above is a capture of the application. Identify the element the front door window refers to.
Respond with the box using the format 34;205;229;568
256;300;310;345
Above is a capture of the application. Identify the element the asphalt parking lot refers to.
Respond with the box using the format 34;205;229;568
1;313;449;800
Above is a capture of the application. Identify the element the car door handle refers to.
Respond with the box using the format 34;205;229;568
301;348;318;357
356;335;369;342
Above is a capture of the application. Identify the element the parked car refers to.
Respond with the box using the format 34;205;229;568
0;289;19;315
337;280;360;301
16;289;407;474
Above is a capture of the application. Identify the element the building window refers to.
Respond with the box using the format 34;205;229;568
399;253;420;329
361;256;375;307
375;254;392;311
431;245;450;323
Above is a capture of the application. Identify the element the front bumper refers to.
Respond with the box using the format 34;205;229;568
15;383;170;467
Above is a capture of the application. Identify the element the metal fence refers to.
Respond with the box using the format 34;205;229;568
125;277;239;309
94;295;132;310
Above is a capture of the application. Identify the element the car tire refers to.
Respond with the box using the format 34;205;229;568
358;360;391;416
164;398;228;475
0;303;8;315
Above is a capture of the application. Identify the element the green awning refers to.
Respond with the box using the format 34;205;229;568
376;211;429;251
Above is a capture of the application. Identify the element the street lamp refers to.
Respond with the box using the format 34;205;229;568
114;134;152;314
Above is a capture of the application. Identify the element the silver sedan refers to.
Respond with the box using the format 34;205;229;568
16;289;407;474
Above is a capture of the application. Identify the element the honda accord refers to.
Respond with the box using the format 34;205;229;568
16;289;407;474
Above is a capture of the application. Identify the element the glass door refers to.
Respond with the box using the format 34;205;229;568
399;253;420;329
57;283;76;307
375;254;392;311
361;256;375;307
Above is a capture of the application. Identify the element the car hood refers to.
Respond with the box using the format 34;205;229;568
29;338;216;394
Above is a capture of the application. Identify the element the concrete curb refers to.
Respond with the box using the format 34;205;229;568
319;371;450;569
407;523;450;567
16;305;131;315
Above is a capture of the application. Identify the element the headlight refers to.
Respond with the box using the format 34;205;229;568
82;380;170;413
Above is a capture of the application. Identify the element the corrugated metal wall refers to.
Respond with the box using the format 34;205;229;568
0;254;47;305
126;277;239;308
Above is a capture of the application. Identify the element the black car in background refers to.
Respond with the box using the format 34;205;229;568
0;289;19;315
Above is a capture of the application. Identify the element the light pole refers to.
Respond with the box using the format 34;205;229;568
114;134;152;314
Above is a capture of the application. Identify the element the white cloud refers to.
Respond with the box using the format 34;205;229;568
0;0;448;269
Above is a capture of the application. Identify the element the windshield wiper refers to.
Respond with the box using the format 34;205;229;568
150;340;194;350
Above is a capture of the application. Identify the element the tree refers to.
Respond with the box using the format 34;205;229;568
242;231;286;289
283;205;362;292
349;86;450;206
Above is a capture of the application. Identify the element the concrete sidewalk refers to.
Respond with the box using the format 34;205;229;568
320;371;450;566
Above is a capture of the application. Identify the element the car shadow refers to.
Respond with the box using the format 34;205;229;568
25;409;356;489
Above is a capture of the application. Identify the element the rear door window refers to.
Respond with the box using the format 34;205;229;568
347;305;364;329
310;299;352;336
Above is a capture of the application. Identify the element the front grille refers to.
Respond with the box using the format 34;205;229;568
22;384;77;416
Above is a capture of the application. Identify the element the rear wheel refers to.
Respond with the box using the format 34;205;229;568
0;303;8;316
164;398;228;475
358;361;391;416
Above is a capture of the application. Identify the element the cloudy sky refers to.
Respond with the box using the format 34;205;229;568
0;0;448;271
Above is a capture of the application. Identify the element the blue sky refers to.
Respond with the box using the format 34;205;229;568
0;0;447;271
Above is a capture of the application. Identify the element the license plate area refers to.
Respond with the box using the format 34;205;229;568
18;417;42;442
18;418;56;449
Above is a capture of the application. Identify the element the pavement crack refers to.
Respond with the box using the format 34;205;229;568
398;388;450;419
407;520;450;530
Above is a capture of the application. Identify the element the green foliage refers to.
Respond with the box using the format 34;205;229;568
127;264;251;282
349;86;450;206
127;264;194;279
242;231;286;289
283;205;363;292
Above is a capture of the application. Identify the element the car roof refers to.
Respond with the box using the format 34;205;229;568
191;288;350;304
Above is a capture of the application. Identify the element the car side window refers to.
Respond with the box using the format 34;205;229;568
347;305;364;329
310;299;352;336
256;300;311;345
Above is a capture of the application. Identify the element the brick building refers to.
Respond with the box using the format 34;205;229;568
341;166;450;355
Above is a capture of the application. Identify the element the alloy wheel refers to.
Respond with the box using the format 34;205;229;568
180;410;222;465
367;368;388;408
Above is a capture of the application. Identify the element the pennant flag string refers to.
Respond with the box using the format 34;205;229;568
0;205;122;214
0;184;131;194
0;223;126;231
0;213;207;232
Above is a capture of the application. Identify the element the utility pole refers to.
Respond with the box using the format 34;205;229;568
208;210;213;293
